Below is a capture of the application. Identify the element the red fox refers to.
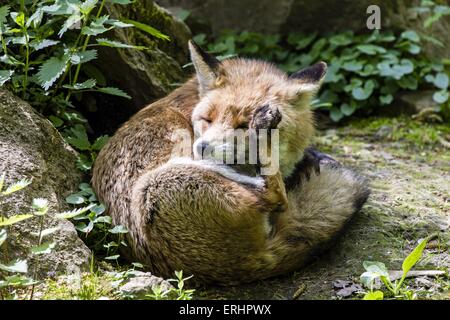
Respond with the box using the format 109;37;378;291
92;40;369;285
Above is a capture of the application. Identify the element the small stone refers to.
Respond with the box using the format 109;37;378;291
119;272;173;299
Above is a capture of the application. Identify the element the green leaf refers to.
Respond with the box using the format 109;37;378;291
92;135;109;150
402;237;430;278
31;241;56;255
107;0;133;4
340;103;356;116
352;81;375;101
56;204;95;219
66;193;86;205
122;19;170;41
433;90;449;104
96;38;145;50
31;226;59;238
329;108;343;122
97;87;131;99
32;198;49;215
0;259;27;273
433;72;449;89
30;39;59;51
105;254;120;260
363;261;389;277
80;0;99;15
342;61;363;72
37;55;70;90
65;124;90;150
2;178;32;195
0;214;34;226
82;15;112;36
0;229;6;246
0;69;13;85
59;13;82;37
109;225;128;234
380;94;393;105
49;115;64;127
106;19;133;28
70;50;98;65
400;30;420;42
363;291;384;300
63;79;96;90
356;44;386;55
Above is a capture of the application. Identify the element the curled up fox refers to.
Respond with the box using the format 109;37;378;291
92;41;370;285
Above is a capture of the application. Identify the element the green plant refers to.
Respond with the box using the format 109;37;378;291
145;270;195;300
0;172;92;300
198;28;449;122
0;0;167;174
413;0;450;30
360;234;437;300
65;182;128;262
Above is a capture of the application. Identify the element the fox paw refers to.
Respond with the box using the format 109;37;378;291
251;104;282;130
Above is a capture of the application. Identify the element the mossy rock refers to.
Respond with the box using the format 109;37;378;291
0;90;91;279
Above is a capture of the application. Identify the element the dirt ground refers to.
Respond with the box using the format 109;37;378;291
199;117;450;300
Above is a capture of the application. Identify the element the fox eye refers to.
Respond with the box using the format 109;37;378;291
201;117;212;123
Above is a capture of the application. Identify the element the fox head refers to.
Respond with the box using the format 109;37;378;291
188;40;327;178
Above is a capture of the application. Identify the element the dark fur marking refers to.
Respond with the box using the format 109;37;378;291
189;40;220;73
289;61;327;83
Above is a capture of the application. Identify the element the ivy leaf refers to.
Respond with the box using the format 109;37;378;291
433;72;449;89
0;69;13;85
352;81;375;100
329;108;344;122
433;90;449;104
30;242;56;255
122;19;170;41
29;39;59;51
340;103;356;116
0;259;28;273
400;30;420;43
97;86;131;99
63;78;96;90
356;44;386;55
0;214;33;227
66;193;86;205
379;94;393;105
37;55;70;90
96;38;145;50
76;221;94;233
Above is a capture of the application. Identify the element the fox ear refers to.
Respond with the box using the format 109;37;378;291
188;40;221;96
289;61;327;93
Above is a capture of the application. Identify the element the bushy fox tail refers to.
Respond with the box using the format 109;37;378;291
263;154;370;277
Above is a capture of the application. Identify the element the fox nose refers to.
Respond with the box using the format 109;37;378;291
196;142;209;155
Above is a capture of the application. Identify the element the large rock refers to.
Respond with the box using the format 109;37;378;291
157;0;449;59
87;0;191;135
0;90;91;279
